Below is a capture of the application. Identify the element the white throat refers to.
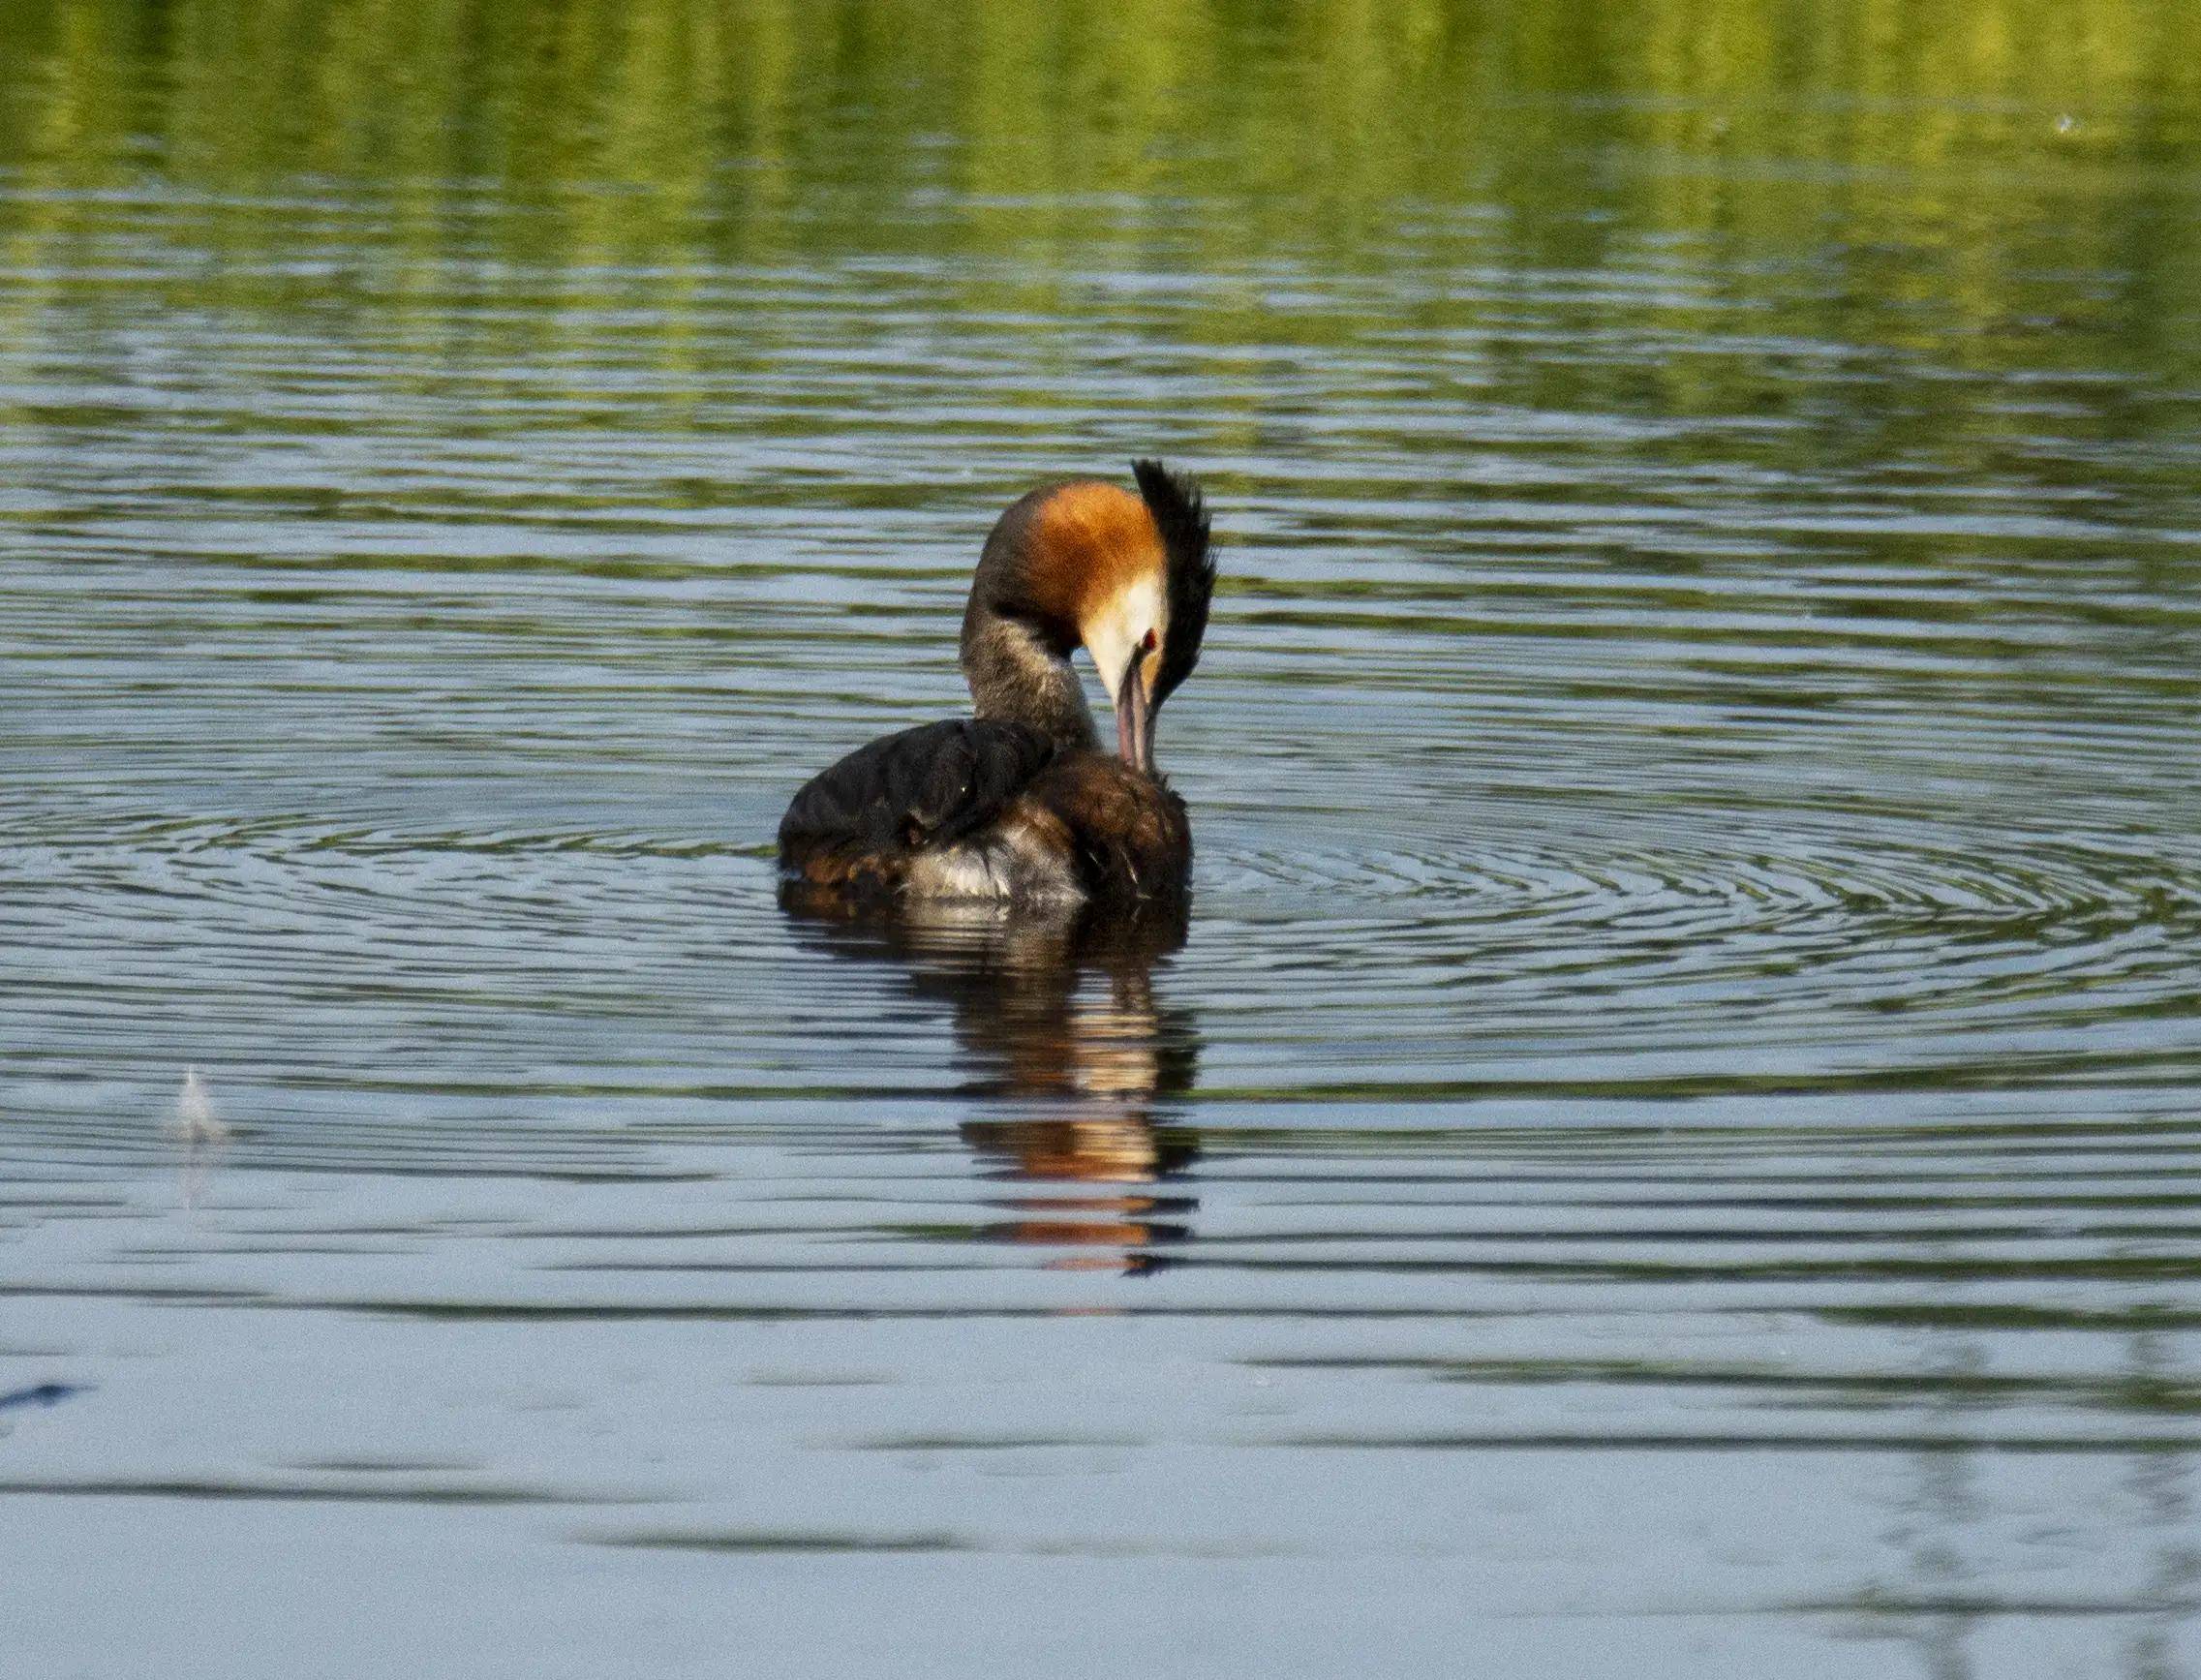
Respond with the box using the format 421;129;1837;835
1084;575;1165;701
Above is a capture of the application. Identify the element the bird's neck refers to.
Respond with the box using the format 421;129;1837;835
960;607;1096;748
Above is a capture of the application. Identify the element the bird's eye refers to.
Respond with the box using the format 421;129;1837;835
1141;628;1158;652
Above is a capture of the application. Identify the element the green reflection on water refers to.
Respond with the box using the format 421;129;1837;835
5;0;2198;340
2;0;2197;552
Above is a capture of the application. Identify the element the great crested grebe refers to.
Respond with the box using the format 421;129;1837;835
778;459;1214;907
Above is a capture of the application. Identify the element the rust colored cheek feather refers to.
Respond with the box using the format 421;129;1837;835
1022;481;1169;628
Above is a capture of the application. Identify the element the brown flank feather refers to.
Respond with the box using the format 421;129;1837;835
1009;754;1191;903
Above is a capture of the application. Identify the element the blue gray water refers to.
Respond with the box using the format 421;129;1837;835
6;5;2201;1674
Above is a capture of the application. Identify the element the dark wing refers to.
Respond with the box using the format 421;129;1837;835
778;718;1059;893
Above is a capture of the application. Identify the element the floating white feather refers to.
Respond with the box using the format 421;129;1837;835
170;1068;231;1143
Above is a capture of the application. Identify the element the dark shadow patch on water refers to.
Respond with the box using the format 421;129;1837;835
1786;1594;2201;1619
587;1528;1296;1559
0;1382;88;1413
1264;1432;2201;1453
591;1529;969;1554
0;1477;639;1505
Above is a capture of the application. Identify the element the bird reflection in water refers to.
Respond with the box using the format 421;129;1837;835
781;888;1200;1276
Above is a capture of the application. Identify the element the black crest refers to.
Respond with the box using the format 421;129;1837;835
1131;458;1215;708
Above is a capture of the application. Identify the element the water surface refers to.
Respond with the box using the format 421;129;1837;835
5;3;2201;1674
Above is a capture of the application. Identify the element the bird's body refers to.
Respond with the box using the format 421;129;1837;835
779;461;1214;909
780;718;1192;905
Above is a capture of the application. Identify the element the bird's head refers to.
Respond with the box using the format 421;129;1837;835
968;459;1214;772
